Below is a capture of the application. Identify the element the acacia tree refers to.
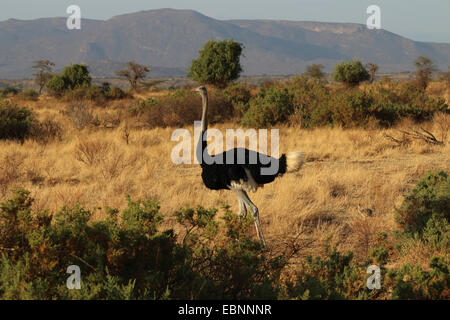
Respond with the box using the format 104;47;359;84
365;62;379;83
32;60;55;94
189;39;243;88
305;64;326;82
414;56;436;90
116;62;150;91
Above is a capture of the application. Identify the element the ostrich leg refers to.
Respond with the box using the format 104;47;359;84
233;189;247;216
235;190;266;246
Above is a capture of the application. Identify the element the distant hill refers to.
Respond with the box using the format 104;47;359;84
0;8;449;79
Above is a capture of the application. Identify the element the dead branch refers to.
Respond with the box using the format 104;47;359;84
398;127;444;145
383;133;409;146
384;127;444;146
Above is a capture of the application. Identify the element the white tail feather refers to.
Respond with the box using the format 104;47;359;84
286;151;305;172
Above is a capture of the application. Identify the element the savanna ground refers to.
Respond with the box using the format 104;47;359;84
0;79;450;299
2;81;449;264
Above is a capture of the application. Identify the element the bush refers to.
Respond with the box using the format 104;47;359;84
242;86;294;127
132;89;233;128
63;85;107;106
0;188;448;300
61;64;91;90
368;82;448;124
395;170;449;236
288;76;331;128
223;82;252;117
46;64;91;97
333;60;370;86
20;88;39;101
0;190;283;299
244;78;449;129
62;84;129;105
284;245;370;300
387;257;449;299
0;86;20;98
30;118;62;143
63;102;95;130
329;90;374;128
46;75;67;97
0;100;34;141
107;87;128;100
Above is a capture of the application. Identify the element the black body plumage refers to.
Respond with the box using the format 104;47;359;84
198;134;287;191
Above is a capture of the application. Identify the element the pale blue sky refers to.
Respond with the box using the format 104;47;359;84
2;0;449;43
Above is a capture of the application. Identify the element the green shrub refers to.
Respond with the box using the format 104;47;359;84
288;76;331;128
1;177;448;299
368;83;448;123
421;215;450;249
333;60;370;86
0;100;34;141
129;97;158;116
255;77;449;129
242;86;294;127
387;257;449;299
0;190;283;299
329;90;374;128
395;170;450;236
284;244;371;300
61;64;91;90
46;64;91;97
367;246;389;266
223;82;252;117
46;75;67;97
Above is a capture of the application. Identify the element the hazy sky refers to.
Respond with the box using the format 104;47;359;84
1;0;449;43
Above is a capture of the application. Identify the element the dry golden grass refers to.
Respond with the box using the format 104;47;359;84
1;93;449;268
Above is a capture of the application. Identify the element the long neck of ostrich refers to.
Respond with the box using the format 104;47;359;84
200;90;208;153
200;91;208;133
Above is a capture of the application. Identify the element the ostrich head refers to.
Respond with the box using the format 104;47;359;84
194;86;207;95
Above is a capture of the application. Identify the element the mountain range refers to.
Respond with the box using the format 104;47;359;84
0;8;449;79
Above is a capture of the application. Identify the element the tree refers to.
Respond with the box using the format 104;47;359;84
365;62;379;83
61;64;91;90
115;62;150;91
333;60;370;86
32;60;55;94
305;64;326;82
413;56;436;90
189;39;243;88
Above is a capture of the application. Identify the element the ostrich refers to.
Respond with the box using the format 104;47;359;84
195;86;305;246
